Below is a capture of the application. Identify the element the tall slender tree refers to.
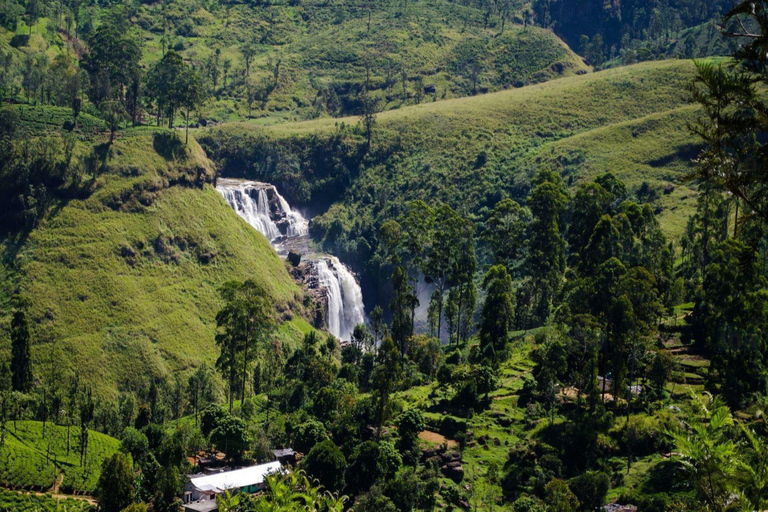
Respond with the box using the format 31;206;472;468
215;280;275;412
10;300;33;393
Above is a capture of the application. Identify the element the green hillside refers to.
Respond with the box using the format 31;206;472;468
0;129;309;398
0;0;589;125
202;60;702;280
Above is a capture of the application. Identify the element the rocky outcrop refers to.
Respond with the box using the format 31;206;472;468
288;260;327;330
421;445;464;483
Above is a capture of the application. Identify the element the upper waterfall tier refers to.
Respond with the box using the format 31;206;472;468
216;179;309;243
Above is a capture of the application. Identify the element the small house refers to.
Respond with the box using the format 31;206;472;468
273;448;297;466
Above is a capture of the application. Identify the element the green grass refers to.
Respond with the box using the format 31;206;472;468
0;489;93;512
0;131;308;398
0;421;120;494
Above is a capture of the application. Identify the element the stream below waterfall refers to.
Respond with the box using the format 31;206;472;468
216;178;366;341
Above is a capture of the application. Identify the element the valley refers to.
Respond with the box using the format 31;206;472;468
0;0;766;511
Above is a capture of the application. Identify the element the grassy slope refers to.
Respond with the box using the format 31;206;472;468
215;60;700;242
2;131;307;398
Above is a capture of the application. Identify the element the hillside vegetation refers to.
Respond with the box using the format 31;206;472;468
0;421;120;494
0;129;309;398
0;0;590;126
201;60;702;302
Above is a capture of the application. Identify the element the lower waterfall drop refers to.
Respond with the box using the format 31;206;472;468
315;257;366;342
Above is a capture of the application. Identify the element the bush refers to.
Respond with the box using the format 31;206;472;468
617;415;670;457
10;34;29;47
293;419;328;454
302;440;347;493
512;495;547;512
568;471;610;512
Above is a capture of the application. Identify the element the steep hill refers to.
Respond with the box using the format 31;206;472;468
200;60;702;307
0;129;310;398
204;60;700;239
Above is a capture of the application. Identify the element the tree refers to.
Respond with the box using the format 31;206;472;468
235;470;348;512
97;452;136;512
181;66;205;145
668;394;737;512
371;336;401;431
241;42;257;77
0;362;10;445
479;265;515;356
10;300;33;393
79;386;94;466
153;466;182;512
187;364;220;425
525;172;569;323
210;413;250;462
302;440;348;493
215;280;275;412
100;98;127;142
390;264;416;356
397;408;425;451
483;198;530;270
81;15;141;108
146;51;205;131
370;306;384;347
347;440;402;492
120;427;149;467
567;471;609;512
359;89;380;149
293;419;328;454
545;479;579;512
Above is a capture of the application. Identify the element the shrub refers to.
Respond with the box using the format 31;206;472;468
302;440;347;493
568;471;610;512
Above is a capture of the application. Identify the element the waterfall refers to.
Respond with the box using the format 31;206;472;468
315;257;366;342
217;179;308;242
218;185;281;241
216;178;365;341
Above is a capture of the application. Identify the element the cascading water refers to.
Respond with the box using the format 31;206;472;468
315;257;366;342
216;179;307;242
216;178;365;341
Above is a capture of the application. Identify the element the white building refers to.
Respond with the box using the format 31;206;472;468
183;461;283;512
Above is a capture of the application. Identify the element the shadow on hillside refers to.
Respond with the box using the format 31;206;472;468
153;131;186;161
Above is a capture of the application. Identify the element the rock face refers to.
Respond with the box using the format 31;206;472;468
422;444;465;482
289;261;327;329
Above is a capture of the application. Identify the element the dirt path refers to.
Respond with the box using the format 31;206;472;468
24;490;97;506
48;471;64;494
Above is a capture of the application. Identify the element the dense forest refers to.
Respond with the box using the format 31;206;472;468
1;0;768;511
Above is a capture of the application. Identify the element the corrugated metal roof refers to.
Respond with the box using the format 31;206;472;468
189;461;282;493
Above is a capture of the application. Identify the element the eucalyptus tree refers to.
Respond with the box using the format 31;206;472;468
215;280;275;412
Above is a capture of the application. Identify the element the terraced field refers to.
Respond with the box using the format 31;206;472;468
0;421;120;494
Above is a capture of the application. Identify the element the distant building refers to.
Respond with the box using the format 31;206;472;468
598;376;642;397
273;448;297;466
182;461;283;512
603;504;638;512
